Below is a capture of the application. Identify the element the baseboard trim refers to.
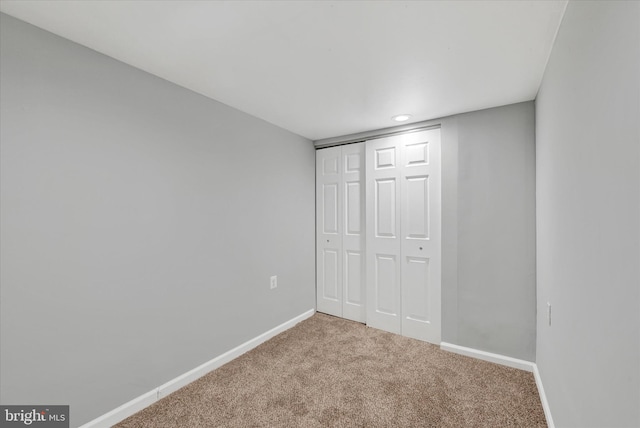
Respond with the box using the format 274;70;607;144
78;389;157;428
157;309;315;398
79;309;315;428
440;342;535;372
440;342;555;428
533;364;555;428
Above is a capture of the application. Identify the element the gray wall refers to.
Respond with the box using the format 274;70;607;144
535;1;640;427
440;116;460;345
0;13;315;427
453;102;537;361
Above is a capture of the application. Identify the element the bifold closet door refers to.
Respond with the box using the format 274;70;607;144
317;146;342;317
341;143;366;322
365;138;402;334
366;128;441;344
316;143;365;322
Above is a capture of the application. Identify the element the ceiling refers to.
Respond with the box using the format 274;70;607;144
0;1;567;141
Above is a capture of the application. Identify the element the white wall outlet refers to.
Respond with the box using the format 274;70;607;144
547;302;552;326
270;275;277;290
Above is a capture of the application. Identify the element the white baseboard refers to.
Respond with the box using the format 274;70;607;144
440;342;554;428
79;309;315;428
440;342;535;372
78;389;157;428
533;364;555;428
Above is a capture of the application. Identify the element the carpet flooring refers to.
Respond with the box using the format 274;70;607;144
116;313;546;427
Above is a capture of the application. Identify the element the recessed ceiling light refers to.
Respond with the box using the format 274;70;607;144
392;114;412;122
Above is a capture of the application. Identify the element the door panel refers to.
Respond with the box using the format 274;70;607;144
316;147;342;317
323;156;339;174
345;182;361;235
401;129;441;343
375;179;397;237
322;183;339;234
316;143;365;322
404;256;430;322
367;128;441;343
322;249;339;301
366;138;402;334
405;142;429;166
375;147;396;169
342;143;365;322
374;254;398;315
344;250;363;306
405;175;429;239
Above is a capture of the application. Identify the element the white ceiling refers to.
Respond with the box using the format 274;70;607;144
0;0;567;141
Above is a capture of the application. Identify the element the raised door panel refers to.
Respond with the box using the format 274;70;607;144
322;183;339;235
404;256;430;323
344;250;363;306
405;176;429;240
375;179;397;238
345;182;361;236
321;249;340;301
374;254;398;315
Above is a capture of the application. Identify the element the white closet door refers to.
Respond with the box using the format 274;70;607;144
342;143;365;322
366;137;402;334
400;129;441;343
365;128;441;344
316;146;342;317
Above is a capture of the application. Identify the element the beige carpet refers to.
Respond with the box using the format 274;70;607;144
116;313;546;427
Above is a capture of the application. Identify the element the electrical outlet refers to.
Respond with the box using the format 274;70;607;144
547;302;552;326
270;275;277;290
